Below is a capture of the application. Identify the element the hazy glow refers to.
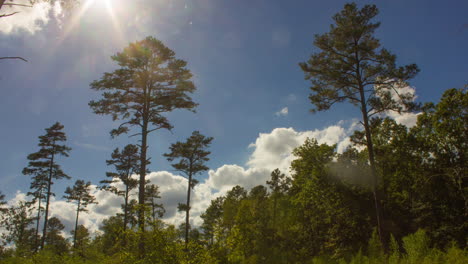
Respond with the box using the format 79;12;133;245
56;0;124;45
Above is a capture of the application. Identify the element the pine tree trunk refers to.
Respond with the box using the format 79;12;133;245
185;173;192;249
138;119;148;258
358;82;383;242
73;200;81;249
34;192;42;252
124;184;129;233
122;183;129;248
41;150;55;249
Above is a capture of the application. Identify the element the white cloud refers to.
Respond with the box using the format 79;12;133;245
0;1;62;34
376;82;421;128
275;107;288;117
247;124;354;173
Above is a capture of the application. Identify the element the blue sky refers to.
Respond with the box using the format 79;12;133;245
0;0;467;230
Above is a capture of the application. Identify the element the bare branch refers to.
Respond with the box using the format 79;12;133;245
0;11;19;18
0;56;28;62
3;3;33;8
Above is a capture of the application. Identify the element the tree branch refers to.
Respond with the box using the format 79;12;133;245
3;3;33;8
0;11;19;18
0;56;27;62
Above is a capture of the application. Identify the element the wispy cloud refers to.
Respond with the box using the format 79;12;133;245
275;107;288;117
74;141;110;152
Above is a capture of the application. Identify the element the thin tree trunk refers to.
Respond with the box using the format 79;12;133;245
0;0;5;10
354;45;383;242
123;183;129;248
138;119;148;258
124;184;129;233
73;200;81;249
358;85;383;241
185;173;192;249
41;149;55;249
34;193;42;252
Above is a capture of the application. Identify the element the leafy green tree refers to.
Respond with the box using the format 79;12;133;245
164;131;213;247
44;216;68;254
222;185;247;232
0;201;35;255
299;3;419;239
144;184;164;227
89;36;197;256
101;144;139;234
98;215;125;255
70;225;91;257
23;122;71;249
200;196;224;245
266;169;291;228
410;87;467;247
349;117;418;240
63;180;97;249
227;185;272;263
290;138;371;258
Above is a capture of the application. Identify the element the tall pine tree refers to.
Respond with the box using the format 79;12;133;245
101;144;139;235
89;36;197;256
299;3;419;240
23;122;71;249
64;180;97;249
164;131;213;248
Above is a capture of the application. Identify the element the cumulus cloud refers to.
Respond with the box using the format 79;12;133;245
377;82;421;128
0;1;62;34
275;107;288;117
247;123;355;173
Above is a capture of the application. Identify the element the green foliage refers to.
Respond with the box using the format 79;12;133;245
0;201;35;256
402;229;430;264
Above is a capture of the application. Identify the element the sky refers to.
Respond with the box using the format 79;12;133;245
0;0;467;235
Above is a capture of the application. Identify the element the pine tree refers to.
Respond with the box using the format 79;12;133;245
164;131;213;248
101;144;139;234
145;184;165;227
64;180;97;249
23;122;71;249
89;36;197;256
22;163;48;251
299;3;419;239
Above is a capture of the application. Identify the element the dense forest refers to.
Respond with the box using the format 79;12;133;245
0;2;466;264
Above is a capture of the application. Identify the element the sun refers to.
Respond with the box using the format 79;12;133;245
85;0;114;9
57;0;123;45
